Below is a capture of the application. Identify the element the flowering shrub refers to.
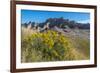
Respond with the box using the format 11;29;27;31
21;30;88;62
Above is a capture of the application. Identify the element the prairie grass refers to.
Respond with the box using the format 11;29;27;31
21;27;90;63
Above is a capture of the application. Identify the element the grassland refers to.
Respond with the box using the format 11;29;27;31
21;27;90;63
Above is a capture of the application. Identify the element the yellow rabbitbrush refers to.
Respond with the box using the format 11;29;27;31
21;30;88;62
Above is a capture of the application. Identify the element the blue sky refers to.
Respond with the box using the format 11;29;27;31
21;9;90;24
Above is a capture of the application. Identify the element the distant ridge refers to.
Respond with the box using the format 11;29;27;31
22;17;90;29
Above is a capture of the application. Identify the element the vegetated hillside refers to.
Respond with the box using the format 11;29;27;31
21;17;90;63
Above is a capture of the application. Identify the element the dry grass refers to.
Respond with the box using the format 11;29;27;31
21;27;90;63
